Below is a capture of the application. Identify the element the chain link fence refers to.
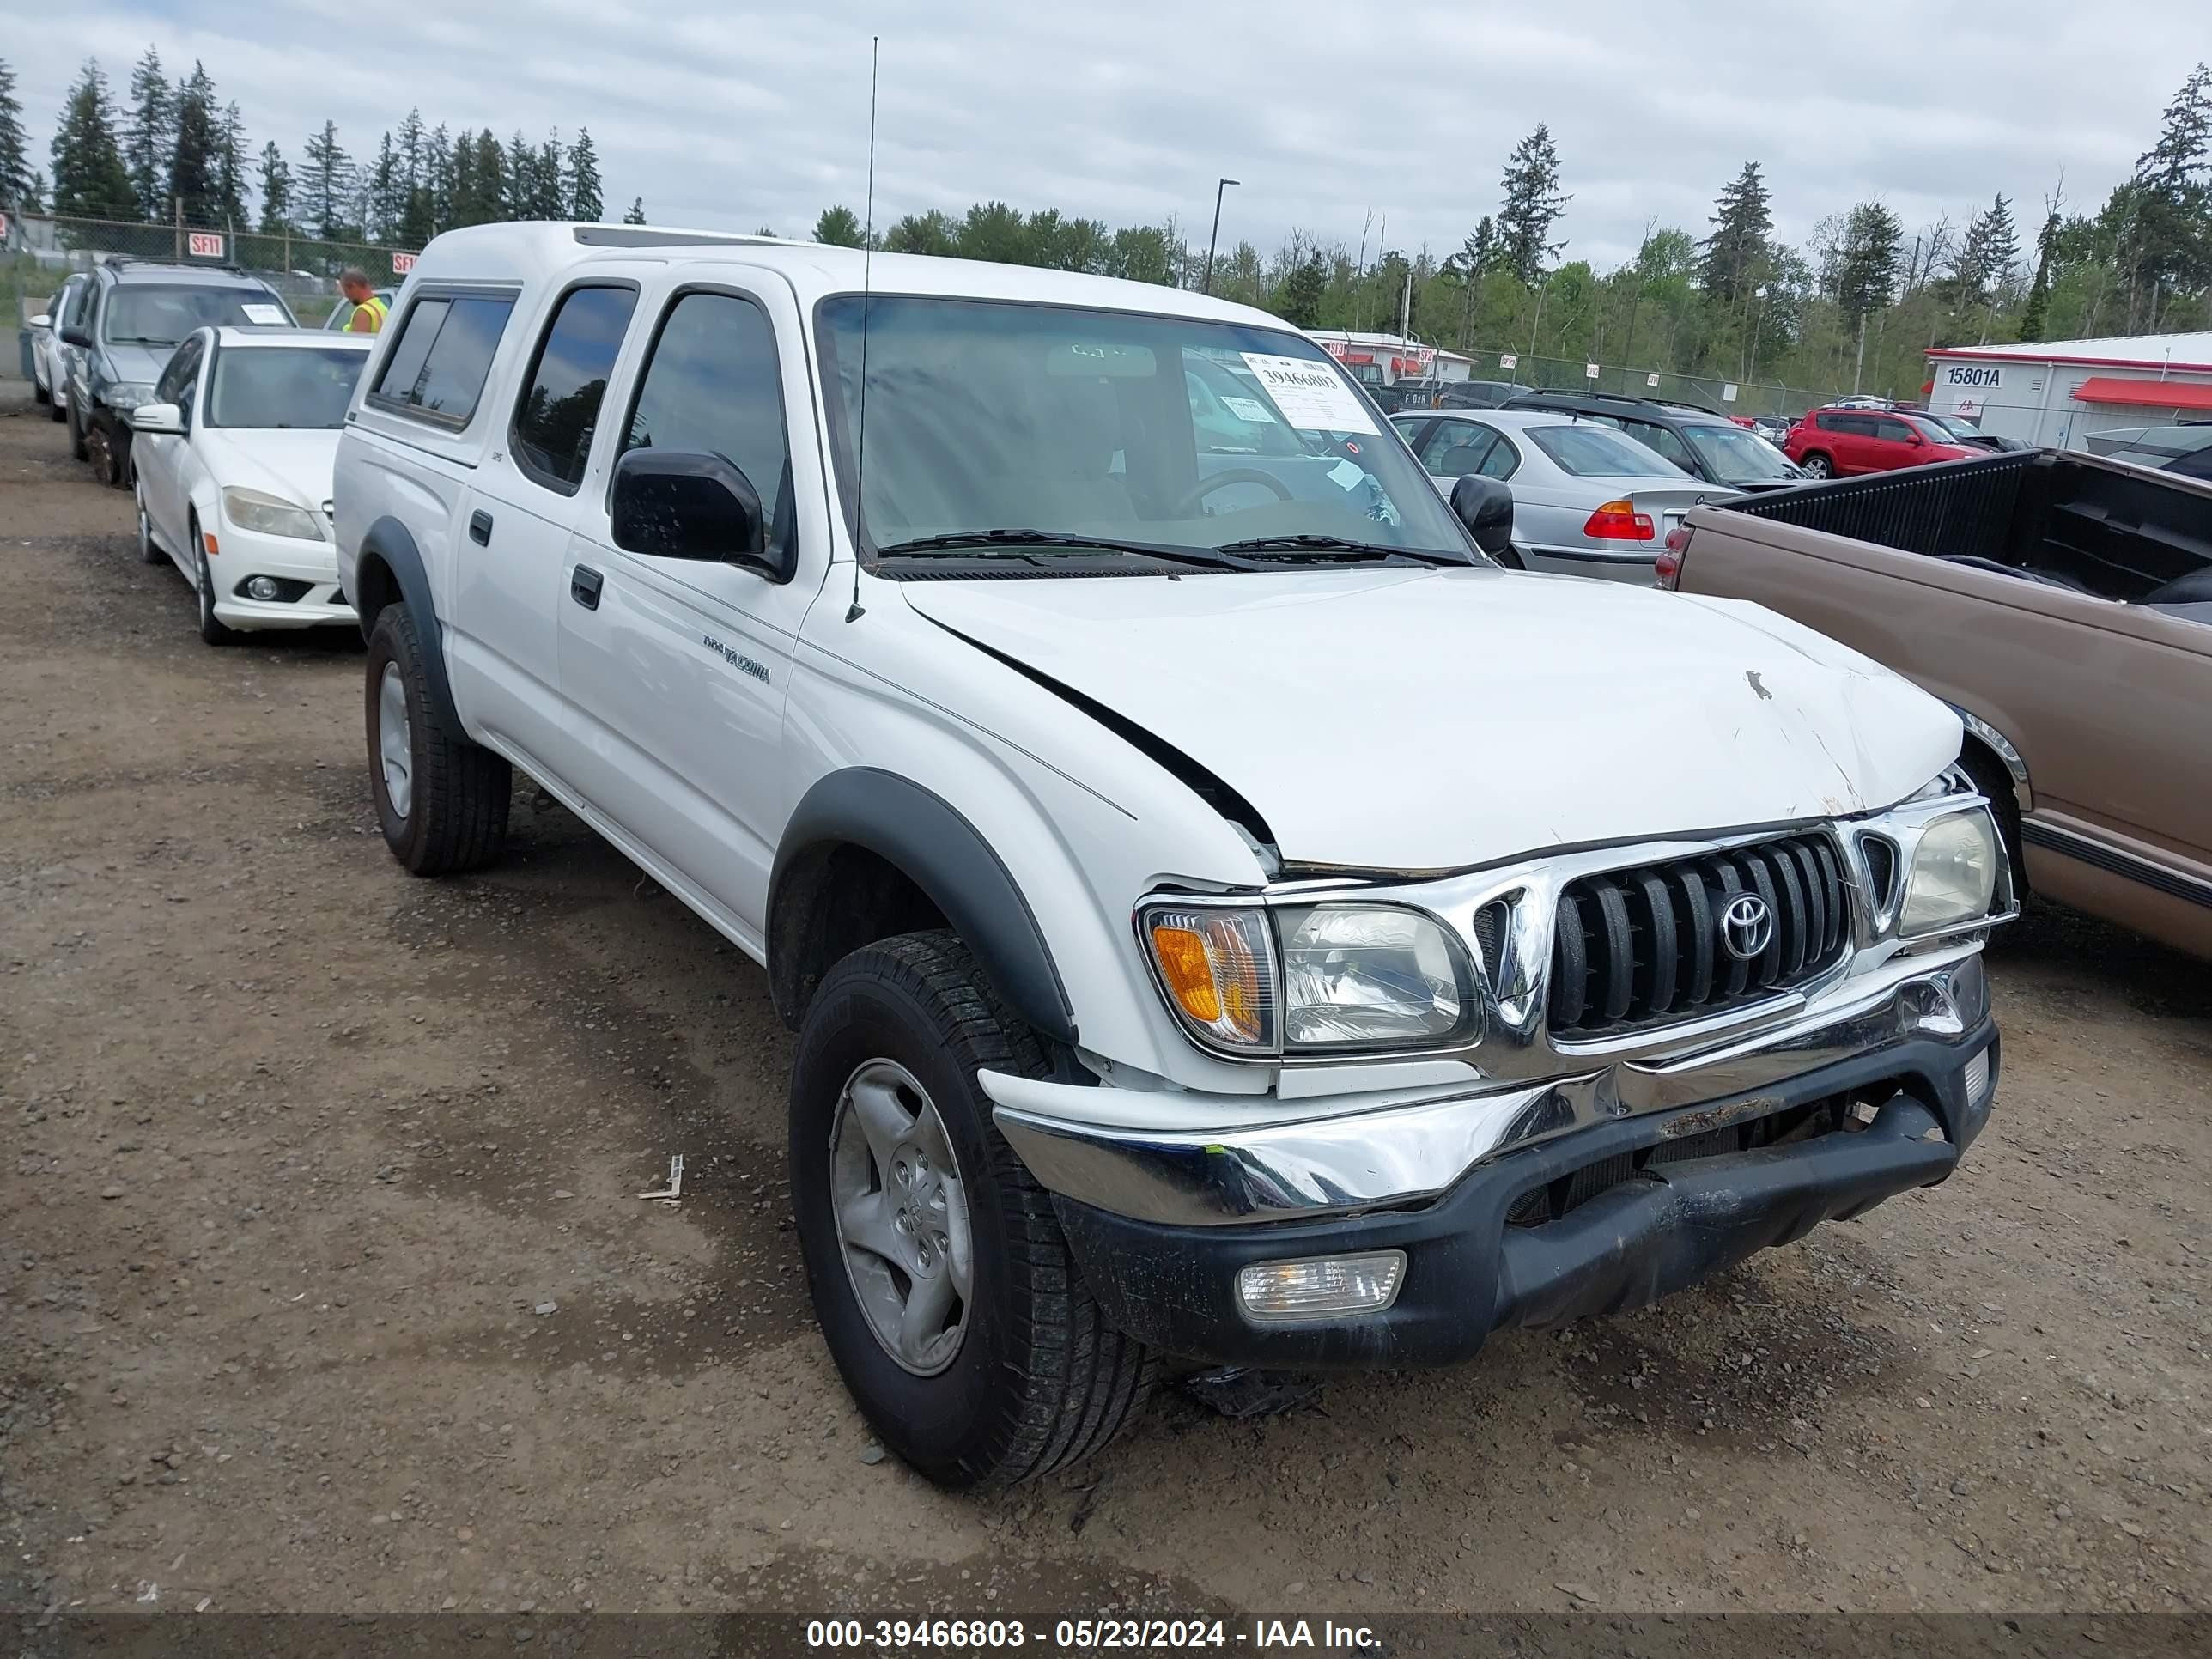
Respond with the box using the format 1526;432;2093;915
6;213;422;357
1455;347;1832;419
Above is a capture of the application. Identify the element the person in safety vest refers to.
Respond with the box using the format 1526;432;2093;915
337;270;387;334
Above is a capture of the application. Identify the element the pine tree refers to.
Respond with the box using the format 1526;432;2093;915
1495;124;1569;286
814;205;864;246
0;57;36;210
2015;210;2060;343
506;129;532;219
122;46;170;220
2122;62;2212;317
454;130;505;226
1698;161;1772;305
257;141;293;234
301;119;352;240
566;128;602;220
167;63;220;226
534;132;565;219
1275;251;1326;327
621;196;646;226
398;108;424;194
1950;193;2021;304
1456;216;1498;276
1835;201;1904;322
423;123;453;232
48;60;136;221
368;131;401;240
216;100;247;227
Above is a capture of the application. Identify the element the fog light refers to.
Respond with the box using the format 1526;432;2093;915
245;575;282;601
1236;1252;1405;1321
1963;1048;1992;1109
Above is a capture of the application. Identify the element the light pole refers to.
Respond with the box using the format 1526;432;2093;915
1202;178;1239;295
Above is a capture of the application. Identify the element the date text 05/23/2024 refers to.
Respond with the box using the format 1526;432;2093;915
805;1618;1381;1650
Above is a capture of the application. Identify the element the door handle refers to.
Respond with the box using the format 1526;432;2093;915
469;509;494;545
570;565;603;611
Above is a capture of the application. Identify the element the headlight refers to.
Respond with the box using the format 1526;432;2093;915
1279;904;1476;1048
1900;811;1998;934
102;380;157;410
1139;902;1477;1054
222;487;325;542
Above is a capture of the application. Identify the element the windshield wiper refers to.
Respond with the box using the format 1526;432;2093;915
1214;533;1465;568
110;335;180;347
874;529;1238;569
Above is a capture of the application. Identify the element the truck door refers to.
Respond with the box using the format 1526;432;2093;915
556;270;831;947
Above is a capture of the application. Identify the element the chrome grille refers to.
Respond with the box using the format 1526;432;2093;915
1548;832;1850;1037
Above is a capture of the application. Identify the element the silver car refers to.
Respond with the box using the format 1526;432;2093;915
1391;408;1736;582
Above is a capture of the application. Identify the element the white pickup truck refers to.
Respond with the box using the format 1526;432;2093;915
335;222;2011;1488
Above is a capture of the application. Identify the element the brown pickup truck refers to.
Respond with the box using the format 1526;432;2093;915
1665;448;2212;960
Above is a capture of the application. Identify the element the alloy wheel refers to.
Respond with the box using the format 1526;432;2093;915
828;1058;975;1376
377;663;414;820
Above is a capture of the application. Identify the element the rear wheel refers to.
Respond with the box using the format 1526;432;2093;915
364;603;511;875
791;931;1156;1488
1800;452;1833;479
33;379;49;406
50;389;68;423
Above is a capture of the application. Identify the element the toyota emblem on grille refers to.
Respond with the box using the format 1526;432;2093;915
1721;894;1773;962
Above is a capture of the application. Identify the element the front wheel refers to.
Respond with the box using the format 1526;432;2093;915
1799;453;1833;479
791;932;1156;1488
192;521;238;646
364;603;511;875
68;400;88;460
137;484;166;565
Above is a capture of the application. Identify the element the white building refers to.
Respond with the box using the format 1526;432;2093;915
1308;330;1476;388
1925;332;2212;451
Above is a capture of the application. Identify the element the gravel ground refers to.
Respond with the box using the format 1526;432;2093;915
2;380;2207;1625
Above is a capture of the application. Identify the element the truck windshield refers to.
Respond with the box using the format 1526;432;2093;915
816;295;1471;564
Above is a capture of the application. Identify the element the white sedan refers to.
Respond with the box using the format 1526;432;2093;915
127;327;374;644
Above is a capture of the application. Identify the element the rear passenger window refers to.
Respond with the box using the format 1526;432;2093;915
372;294;515;426
622;290;790;548
512;285;639;491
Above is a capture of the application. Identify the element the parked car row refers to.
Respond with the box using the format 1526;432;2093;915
31;257;371;645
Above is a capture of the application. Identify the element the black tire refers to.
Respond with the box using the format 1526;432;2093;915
191;520;240;647
68;400;88;460
33;380;49;406
98;423;132;489
1958;743;2027;902
364;603;511;875
791;931;1157;1489
50;392;68;424
1800;452;1833;479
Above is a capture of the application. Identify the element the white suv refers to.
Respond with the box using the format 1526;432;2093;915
336;222;2012;1488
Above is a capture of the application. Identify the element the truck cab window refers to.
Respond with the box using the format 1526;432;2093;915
512;285;639;492
622;291;791;546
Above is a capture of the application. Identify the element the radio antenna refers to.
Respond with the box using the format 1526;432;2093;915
846;33;879;624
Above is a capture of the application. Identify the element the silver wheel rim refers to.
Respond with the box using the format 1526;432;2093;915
829;1058;974;1376
377;663;414;819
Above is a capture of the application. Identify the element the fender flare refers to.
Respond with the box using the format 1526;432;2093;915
1948;703;2033;812
769;768;1078;1044
356;515;462;733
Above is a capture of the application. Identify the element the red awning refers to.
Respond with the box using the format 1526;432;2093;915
2071;375;2212;410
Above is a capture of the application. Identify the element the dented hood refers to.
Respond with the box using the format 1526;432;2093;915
900;567;1960;872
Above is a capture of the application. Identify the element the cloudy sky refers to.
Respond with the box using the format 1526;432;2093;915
4;0;2199;269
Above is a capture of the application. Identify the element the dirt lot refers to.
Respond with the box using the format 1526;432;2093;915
2;379;2208;1626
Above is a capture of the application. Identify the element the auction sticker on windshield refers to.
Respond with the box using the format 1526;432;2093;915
240;303;288;325
1238;352;1378;435
1221;395;1278;424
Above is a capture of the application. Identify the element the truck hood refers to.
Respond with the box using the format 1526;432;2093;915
900;568;1959;872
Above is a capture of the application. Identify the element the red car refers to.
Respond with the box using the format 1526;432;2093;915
1784;406;1979;478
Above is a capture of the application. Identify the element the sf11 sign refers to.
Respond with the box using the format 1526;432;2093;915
186;231;226;259
391;252;416;276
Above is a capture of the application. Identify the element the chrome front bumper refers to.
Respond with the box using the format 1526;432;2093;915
986;950;1991;1227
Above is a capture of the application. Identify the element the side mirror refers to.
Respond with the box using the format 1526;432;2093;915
28;313;51;329
610;448;780;576
128;402;185;435
1449;474;1516;556
61;324;93;349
